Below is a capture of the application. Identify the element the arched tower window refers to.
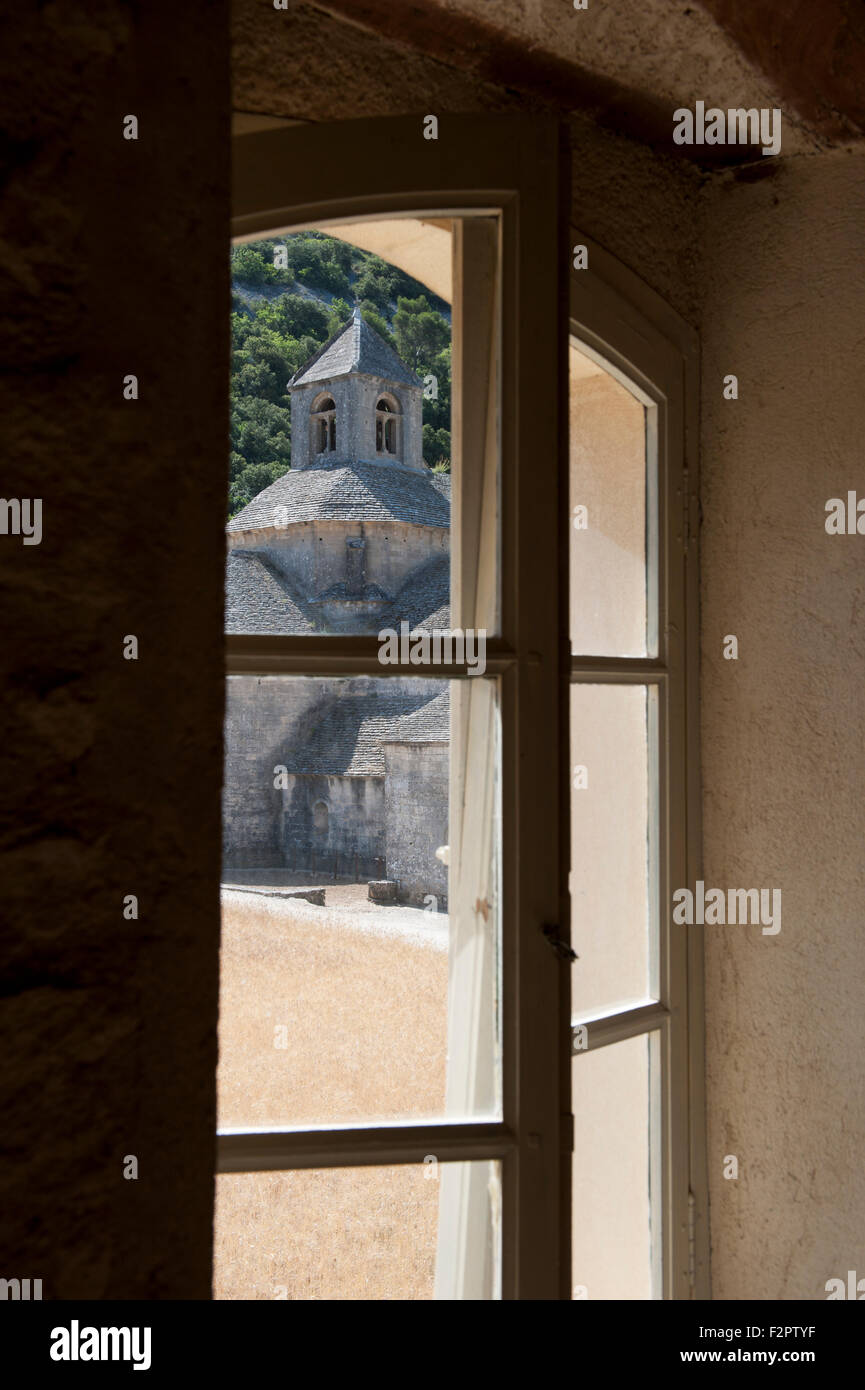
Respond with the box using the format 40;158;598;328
312;800;329;835
375;395;400;457
311;395;336;455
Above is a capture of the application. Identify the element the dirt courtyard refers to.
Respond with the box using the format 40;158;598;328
213;886;449;1299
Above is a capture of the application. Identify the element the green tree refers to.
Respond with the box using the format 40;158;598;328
423;424;451;471
229;460;288;516
257;293;329;341
326;297;352;336
421;345;451;432
232;241;294;286
360;303;396;349
393;295;450;371
234;359;279;402
297;259;351;297
231;244;269;285
352;266;392;313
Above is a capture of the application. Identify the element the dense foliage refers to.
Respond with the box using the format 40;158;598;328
230;233;451;516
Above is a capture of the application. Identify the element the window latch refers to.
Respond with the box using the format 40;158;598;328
542;925;577;963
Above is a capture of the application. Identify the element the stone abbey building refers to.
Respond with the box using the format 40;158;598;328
222;308;450;904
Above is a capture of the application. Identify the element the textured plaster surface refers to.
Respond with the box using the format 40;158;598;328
0;2;229;1296
312;0;837;156
699;152;865;1299
232;0;704;324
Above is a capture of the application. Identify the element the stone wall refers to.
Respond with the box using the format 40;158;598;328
0;0;229;1299
222;676;325;871
290;373;424;471
223;676;447;897
281;773;385;879
250;518;448;609
383;743;449;906
287;376;351;471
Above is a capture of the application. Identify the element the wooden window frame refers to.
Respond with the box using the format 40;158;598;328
567;230;707;1299
220;112;706;1301
222;113;569;1301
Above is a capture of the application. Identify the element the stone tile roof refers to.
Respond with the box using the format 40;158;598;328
225;551;317;634
392;689;450;744
290;308;422;388
278;681;450;776
314;580;390;603
387;555;450;630
428;471;451;501
225;549;450;636
227;460;451;532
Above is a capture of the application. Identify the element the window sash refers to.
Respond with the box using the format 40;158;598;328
223;114;569;1300
567;229;705;1300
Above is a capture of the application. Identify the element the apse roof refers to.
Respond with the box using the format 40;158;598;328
227;461;450;532
224;548;450;638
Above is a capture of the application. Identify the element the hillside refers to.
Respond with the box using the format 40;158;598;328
230;232;452;518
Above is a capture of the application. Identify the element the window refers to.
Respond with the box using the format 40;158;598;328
220;113;703;1300
568;234;705;1299
376;395;399;455
311;395;336;454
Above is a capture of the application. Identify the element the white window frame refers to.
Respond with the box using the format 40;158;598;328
568;229;707;1299
222;113;569;1301
218;113;706;1301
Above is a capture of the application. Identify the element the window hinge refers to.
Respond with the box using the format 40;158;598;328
687;1189;697;1289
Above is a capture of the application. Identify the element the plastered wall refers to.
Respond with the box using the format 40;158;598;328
699;153;865;1299
231;0;702;324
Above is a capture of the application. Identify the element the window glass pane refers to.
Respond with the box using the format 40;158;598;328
570;683;658;1019
214;1160;501;1300
228;216;503;643
569;338;652;656
572;1033;662;1300
219;674;501;1127
227;224;452;639
228;216;500;639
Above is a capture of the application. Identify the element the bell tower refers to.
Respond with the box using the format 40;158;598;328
287;306;425;472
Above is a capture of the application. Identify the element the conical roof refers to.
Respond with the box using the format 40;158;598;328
289;306;420;389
